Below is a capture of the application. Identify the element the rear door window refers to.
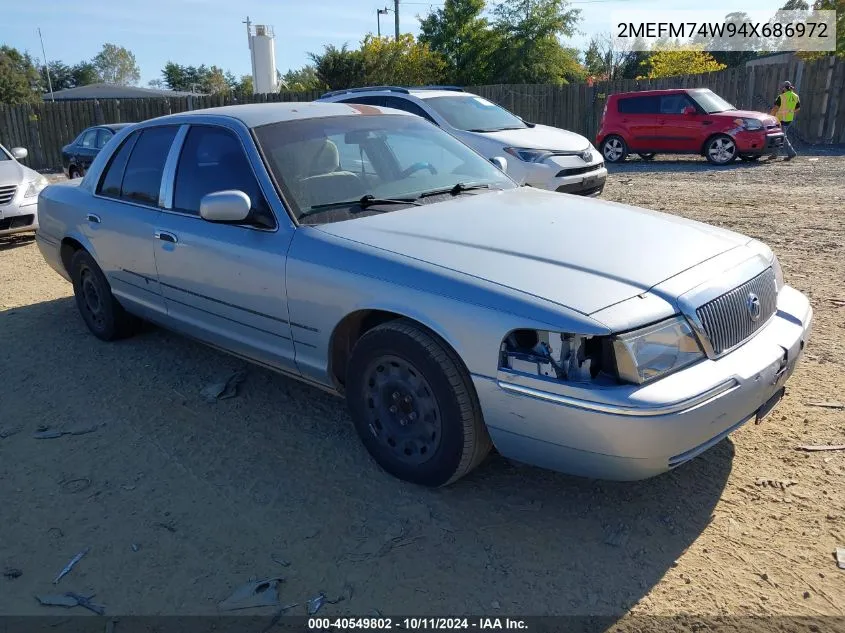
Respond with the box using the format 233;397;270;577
339;95;385;107
97;131;141;198
617;96;659;114
120;126;179;206
383;96;438;124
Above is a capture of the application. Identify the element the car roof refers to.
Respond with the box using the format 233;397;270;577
319;86;466;100
144;102;413;128
611;88;713;98
99;123;134;131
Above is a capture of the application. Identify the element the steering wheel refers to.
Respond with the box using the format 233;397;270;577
400;161;438;178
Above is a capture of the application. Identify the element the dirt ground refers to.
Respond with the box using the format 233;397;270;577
1;154;843;623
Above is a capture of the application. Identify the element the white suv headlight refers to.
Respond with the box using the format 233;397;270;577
612;316;704;385
24;175;49;198
503;147;555;163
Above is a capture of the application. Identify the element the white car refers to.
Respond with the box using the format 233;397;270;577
0;144;48;237
317;86;608;196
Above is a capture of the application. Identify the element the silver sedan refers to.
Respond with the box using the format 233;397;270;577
35;103;812;486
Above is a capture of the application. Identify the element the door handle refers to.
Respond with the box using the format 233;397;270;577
86;213;101;224
154;230;178;244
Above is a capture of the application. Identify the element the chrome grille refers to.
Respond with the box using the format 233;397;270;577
0;184;16;206
696;268;778;355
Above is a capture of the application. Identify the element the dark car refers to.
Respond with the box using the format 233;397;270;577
62;123;134;179
596;89;784;165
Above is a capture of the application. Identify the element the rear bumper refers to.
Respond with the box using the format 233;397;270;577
475;285;812;481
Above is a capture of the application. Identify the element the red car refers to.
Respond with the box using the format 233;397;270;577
596;88;785;165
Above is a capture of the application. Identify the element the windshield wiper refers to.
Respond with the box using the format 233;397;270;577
417;182;491;199
299;194;421;219
465;126;524;133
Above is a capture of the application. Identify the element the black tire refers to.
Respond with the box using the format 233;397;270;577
346;319;492;487
704;134;738;165
601;135;628;163
739;154;761;162
638;153;656;161
70;250;138;341
68;167;79;179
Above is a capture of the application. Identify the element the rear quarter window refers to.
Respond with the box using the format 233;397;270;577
617;96;660;115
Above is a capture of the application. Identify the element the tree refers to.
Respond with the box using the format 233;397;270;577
640;49;727;78
92;43;140;85
309;44;365;90
204;65;231;94
492;0;584;84
584;33;647;81
71;62;99;87
41;61;74;92
418;0;501;85
280;65;324;91
234;75;253;96
359;34;446;86
693;12;765;67
0;46;41;104
781;0;809;9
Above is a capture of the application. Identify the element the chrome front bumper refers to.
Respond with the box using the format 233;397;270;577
474;285;812;480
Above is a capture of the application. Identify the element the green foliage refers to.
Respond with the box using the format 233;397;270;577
797;0;844;58
0;46;42;104
419;0;501;85
309;44;365;90
280;65;325;92
359;35;446;86
40;60;100;91
92;43;140;85
161;63;241;94
640;49;727;79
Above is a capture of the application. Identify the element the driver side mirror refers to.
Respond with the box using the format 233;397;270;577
682;106;697;115
199;190;251;224
11;147;28;160
490;156;508;172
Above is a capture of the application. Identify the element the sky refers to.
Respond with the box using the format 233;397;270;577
3;0;780;87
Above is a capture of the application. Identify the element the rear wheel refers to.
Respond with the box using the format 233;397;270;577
601;136;628;163
705;134;738;165
70;250;139;341
638;153;656;161
346;319;492;487
68;166;80;179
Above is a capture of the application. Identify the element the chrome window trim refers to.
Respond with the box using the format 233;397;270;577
158;124;190;209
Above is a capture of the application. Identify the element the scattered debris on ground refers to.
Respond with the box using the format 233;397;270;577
34;424;100;439
805;401;844;409
59;477;92;494
0;426;22;439
306;591;346;616
755;478;798;489
36;592;105;615
836;548;845;570
200;370;246;403
272;554;291;567
3;568;22;580
795;444;845;452
218;577;284;611
53;547;90;584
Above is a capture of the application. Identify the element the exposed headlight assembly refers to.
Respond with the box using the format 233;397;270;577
24;175;49;198
772;254;785;291
612;316;704;385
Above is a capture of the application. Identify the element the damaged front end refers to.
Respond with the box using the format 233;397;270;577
499;316;706;387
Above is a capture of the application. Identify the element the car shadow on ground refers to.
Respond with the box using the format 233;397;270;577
0;234;36;252
1;297;734;619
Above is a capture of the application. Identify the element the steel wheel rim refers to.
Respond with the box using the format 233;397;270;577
603;139;623;161
80;268;105;330
362;355;442;465
708;138;735;163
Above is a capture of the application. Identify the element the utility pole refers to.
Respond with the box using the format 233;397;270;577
394;0;400;39
37;27;54;102
377;8;388;37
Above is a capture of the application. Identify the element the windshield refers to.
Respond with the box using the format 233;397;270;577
422;95;527;132
254;114;516;225
689;89;736;114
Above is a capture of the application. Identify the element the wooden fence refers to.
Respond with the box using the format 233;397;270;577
2;56;843;172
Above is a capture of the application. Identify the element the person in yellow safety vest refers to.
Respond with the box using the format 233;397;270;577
769;80;800;161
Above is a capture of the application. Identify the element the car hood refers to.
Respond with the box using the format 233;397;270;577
0;159;29;186
714;110;778;125
474;124;592;151
315;187;750;316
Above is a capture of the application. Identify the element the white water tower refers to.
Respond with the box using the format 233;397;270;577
245;17;278;95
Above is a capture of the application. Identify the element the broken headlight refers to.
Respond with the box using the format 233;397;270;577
772;254;784;292
612;316;704;385
499;329;613;383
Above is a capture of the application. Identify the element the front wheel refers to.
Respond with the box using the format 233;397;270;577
601;136;628;163
705;135;738;165
70;250;139;341
346;319;492;487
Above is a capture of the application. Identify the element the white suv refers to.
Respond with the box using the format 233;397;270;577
316;86;607;197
